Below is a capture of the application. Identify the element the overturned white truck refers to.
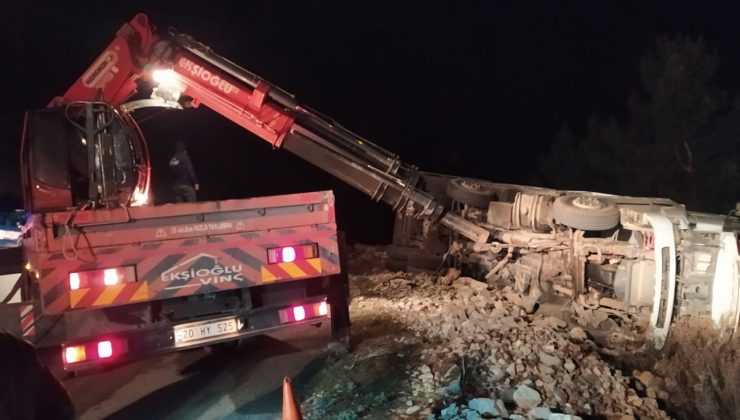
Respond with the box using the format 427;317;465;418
390;172;740;349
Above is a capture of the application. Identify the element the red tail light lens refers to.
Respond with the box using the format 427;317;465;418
69;273;81;291
103;269;119;286
293;305;306;321
282;247;296;263
68;266;136;290
97;341;113;358
267;244;319;264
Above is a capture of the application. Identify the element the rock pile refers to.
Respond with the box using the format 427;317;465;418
352;272;670;419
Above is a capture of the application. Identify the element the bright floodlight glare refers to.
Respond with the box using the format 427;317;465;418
132;187;149;206
152;69;178;87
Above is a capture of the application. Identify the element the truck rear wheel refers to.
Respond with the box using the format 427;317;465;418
552;195;620;231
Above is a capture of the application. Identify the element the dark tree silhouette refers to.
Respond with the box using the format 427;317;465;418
539;35;740;213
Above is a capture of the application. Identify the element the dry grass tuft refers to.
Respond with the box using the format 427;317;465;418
346;343;393;371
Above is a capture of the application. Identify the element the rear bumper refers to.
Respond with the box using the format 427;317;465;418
61;295;328;371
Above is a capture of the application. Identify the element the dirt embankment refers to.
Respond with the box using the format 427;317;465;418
649;320;739;420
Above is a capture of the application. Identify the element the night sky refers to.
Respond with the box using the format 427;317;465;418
2;1;739;243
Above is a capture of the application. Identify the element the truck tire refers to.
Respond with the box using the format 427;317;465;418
420;178;452;208
446;178;496;208
552;195;620;231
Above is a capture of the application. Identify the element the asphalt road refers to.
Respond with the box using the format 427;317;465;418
63;323;332;420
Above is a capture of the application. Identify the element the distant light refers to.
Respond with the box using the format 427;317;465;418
293;306;306;321
0;229;21;240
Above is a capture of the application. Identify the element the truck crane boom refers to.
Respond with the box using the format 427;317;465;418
56;13;488;243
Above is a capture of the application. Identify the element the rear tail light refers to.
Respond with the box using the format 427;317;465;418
318;301;328;316
267;244;319;264
64;346;86;364
62;338;126;365
69;273;81;290
103;269;119;286
293;306;306;321
282;247;297;263
97;340;113;358
68;266;136;290
278;301;329;324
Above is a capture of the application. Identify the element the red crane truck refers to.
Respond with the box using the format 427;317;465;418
0;13;483;373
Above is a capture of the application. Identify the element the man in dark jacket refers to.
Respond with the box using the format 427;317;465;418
169;141;199;203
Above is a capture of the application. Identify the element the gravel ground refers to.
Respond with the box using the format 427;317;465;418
301;244;679;419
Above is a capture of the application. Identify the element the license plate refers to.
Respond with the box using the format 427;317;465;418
174;317;238;346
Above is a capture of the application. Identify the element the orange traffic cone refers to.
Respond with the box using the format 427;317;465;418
282;376;303;420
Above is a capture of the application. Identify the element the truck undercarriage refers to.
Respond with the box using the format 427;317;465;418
392;172;740;349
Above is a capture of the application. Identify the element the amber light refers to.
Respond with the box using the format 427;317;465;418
64;346;86;364
318;301;328;316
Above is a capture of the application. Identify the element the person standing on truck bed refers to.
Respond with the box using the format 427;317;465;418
169;141;199;203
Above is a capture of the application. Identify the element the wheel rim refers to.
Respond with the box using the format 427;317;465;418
572;196;605;210
460;180;483;191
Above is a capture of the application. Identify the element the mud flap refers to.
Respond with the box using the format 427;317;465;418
328;231;351;351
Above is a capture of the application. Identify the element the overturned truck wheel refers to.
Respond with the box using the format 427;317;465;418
552;195;620;231
446;178;496;208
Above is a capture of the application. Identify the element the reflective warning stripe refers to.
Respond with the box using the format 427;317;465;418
306;259;322;272
131;282;149;301
261;258;322;282
93;284;127;306
281;263;306;278
70;289;89;308
70;282;149;309
20;304;36;338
